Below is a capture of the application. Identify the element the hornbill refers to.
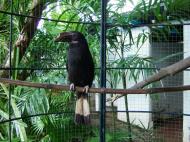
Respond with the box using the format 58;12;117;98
55;31;94;125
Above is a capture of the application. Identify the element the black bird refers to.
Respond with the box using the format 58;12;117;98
55;31;94;125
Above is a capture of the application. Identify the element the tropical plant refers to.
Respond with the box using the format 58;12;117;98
0;0;189;141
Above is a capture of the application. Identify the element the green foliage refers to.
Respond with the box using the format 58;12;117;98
0;83;27;141
0;0;189;141
22;30;68;69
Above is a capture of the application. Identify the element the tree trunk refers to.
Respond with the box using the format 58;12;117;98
0;0;46;79
122;72;133;142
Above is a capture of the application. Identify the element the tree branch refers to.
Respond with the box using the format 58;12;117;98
0;78;190;95
110;56;190;102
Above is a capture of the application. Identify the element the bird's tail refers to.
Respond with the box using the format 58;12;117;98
75;93;90;125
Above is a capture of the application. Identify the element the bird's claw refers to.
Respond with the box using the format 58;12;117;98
70;83;75;91
83;85;89;93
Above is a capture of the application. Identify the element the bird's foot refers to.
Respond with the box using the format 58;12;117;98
70;83;75;92
83;85;89;93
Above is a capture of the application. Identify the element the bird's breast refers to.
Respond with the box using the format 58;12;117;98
68;49;83;65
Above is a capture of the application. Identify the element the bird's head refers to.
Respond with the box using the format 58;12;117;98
54;31;85;43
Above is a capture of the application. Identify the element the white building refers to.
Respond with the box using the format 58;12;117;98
95;22;189;142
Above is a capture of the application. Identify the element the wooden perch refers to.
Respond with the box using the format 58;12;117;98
0;57;190;99
110;56;190;102
0;78;190;95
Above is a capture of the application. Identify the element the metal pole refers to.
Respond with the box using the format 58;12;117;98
9;0;13;141
100;0;107;142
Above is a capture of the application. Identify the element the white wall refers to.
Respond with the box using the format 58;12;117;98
150;42;183;119
116;89;152;128
183;25;190;142
111;26;152;128
94;23;189;140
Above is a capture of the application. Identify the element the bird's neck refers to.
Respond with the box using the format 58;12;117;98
71;41;79;44
69;40;88;48
69;42;80;48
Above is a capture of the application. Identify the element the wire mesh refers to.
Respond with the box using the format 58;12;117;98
0;0;190;142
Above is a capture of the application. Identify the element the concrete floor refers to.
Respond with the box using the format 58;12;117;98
154;118;183;142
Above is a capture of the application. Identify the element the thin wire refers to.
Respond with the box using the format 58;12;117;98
0;67;158;70
8;0;13;141
0;110;188;125
0;10;99;25
1;67;190;71
1;10;190;28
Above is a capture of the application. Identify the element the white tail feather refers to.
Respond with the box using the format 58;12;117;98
83;98;90;116
75;96;91;124
75;97;83;115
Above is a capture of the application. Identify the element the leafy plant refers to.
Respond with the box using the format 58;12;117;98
0;0;189;141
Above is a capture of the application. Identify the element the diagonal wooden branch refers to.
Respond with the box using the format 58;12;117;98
109;56;190;102
0;78;190;95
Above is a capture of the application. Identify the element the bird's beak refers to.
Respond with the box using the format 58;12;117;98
54;33;63;42
54;32;74;42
